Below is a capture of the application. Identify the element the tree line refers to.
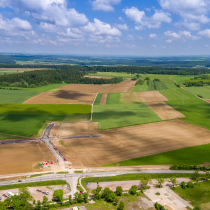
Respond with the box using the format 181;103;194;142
0;69;123;88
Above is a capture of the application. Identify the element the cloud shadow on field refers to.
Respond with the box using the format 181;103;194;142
54;90;91;100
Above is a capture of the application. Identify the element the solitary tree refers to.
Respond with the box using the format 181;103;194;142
206;172;210;181
156;178;165;188
140;175;151;189
192;170;200;182
83;192;88;203
117;201;125;210
53;189;64;202
42;196;48;205
116;186;123;196
91;185;102;200
169;177;177;188
129;185;138;195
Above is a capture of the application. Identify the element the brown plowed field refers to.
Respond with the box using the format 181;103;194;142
23;84;109;104
120;92;144;103
100;94;107;105
139;91;168;102
52;120;210;167
146;102;185;120
0;142;55;175
101;79;136;93
50;122;99;137
84;75;113;79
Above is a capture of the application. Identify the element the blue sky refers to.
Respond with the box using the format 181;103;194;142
0;0;210;56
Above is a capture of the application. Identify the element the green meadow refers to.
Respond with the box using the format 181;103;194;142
0;104;91;115
185;86;210;98
0;89;39;104
93;103;161;130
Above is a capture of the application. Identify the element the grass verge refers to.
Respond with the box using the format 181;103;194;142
0;180;67;190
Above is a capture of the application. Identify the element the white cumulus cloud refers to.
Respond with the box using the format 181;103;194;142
158;0;210;30
198;29;210;38
115;24;128;30
91;0;121;12
124;7;171;29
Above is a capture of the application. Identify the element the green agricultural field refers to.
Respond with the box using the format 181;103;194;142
93;103;161;129
0;104;91;115
106;88;210;166
0;104;91;137
7;83;66;92
94;93;102;105
131;84;148;92
106;93;122;104
0;133;25;140
105;143;210;166
155;81;168;90
88;72;138;78
170;75;201;84
0;114;66;137
0;89;39;104
147;81;155;91
185;86;210;98
173;181;210;208
159;89;210;130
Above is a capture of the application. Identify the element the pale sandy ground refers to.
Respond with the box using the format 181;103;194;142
101;79;136;93
100;94;107;105
146;102;185;120
139;91;168;102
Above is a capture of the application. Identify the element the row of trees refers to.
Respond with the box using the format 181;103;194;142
170;164;210;171
85;66;210;75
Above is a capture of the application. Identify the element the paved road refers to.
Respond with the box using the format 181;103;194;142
0;170;206;197
0;139;39;144
41;123;66;170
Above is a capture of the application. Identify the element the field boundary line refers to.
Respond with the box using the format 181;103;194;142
91;93;98;122
169;77;210;104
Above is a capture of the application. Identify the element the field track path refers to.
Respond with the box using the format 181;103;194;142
169;77;210;104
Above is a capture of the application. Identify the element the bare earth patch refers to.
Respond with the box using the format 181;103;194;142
205;99;210;103
139;91;168;102
101;79;136;93
53;120;210;167
100;94;107;105
120;92;144;103
23;84;109;104
50;122;99;137
0;142;55;175
146;102;185;120
84;75;113;79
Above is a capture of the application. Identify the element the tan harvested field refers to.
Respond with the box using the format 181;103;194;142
205;99;210;103
100;94;107;105
101;79;136;93
120;92;144;103
50;122;99;137
0;142;55;175
84;75;113;79
0;68;47;71
146;102;185;120
23;84;109;104
52;120;210;167
139;91;168;102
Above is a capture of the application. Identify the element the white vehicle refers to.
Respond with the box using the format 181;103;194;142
8;192;14;197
